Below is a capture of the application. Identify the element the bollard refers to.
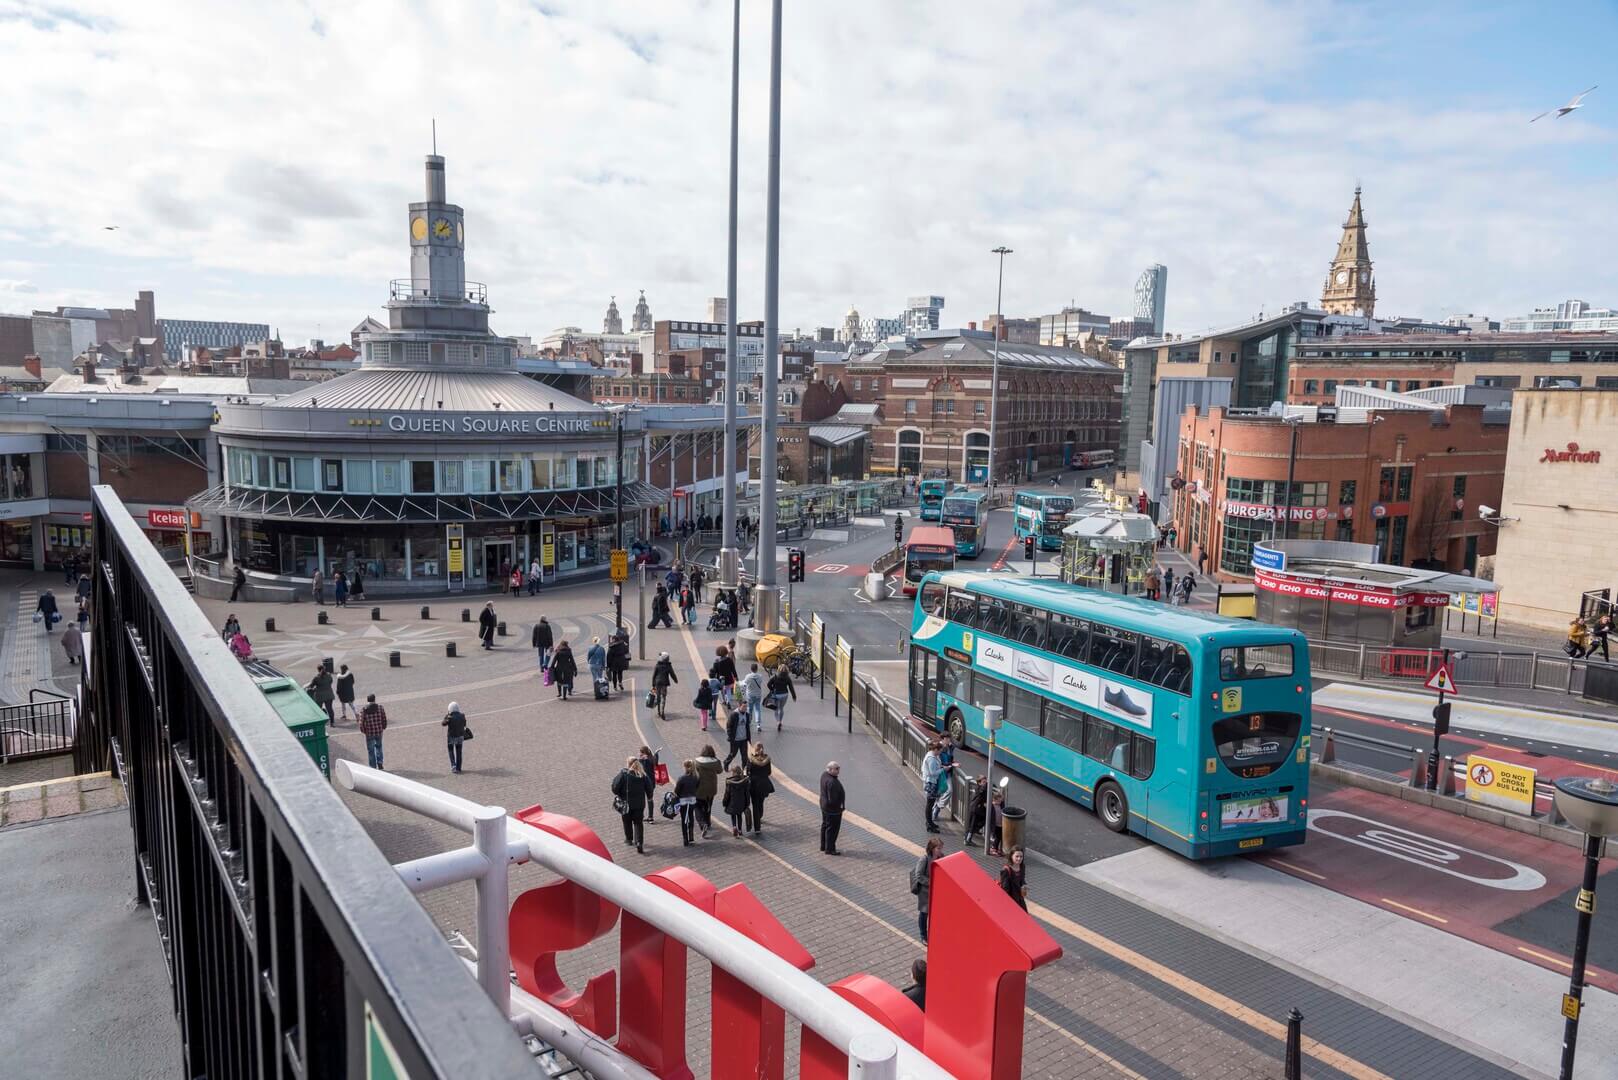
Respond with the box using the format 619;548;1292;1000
461;608;471;623
322;656;334;673
1285;1008;1303;1079
1436;754;1457;797
317;610;329;625
265;617;276;633
497;621;508;637
371;606;381;621
445;642;457;658
420;605;430;620
1409;747;1428;789
389;651;401;668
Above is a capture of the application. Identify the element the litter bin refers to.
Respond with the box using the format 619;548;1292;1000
253;676;330;779
1000;805;1027;853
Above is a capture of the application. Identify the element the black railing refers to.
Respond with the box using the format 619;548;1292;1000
0;689;74;763
88;486;532;1079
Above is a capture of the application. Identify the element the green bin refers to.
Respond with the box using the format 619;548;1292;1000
254;676;330;779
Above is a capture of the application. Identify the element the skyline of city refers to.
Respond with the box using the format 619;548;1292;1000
1;2;1613;345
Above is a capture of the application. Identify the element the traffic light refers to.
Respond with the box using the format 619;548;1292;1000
788;547;806;582
1024;535;1036;561
1431;701;1451;737
894;517;903;543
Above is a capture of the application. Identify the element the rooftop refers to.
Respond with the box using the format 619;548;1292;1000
265;366;596;413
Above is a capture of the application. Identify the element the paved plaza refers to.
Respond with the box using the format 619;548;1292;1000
179;577;1528;1080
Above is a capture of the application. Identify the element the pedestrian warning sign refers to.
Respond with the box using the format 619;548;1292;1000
1424;664;1458;695
609;548;629;582
1562;993;1581;1021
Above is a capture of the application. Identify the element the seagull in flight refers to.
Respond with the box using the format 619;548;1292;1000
103;225;118;230
1531;85;1596;122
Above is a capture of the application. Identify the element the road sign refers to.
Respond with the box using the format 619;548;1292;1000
1464;754;1537;816
1424;664;1458;695
609;548;629;582
1562;993;1581;1021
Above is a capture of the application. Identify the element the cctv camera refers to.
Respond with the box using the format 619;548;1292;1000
1478;504;1496;518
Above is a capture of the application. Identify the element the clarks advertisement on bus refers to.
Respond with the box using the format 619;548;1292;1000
975;636;1152;729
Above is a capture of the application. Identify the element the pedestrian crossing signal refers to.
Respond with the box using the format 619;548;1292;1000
1024;535;1036;561
787;548;805;582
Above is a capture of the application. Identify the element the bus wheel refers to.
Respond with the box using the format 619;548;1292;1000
1095;781;1128;833
946;710;966;746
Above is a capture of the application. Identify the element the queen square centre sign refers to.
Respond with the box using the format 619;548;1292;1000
386;413;603;435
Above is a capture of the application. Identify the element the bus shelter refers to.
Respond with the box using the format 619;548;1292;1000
1059;509;1159;594
1250;540;1497;648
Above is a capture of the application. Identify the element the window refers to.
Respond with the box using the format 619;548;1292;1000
501;459;525;492
1339;479;1356;505
1396;467;1412;501
375;460;403;494
1139;639;1191;692
292;457;315;491
410;460;436;494
467;460;494;493
321;460;343;492
272;457;291;489
1335;519;1354;542
1323;380;1337;394
1405;380;1422;392
1047;611;1089;661
1084;718;1130;772
438;460;464;494
1212;712;1302;779
905;399;917;415
938;657;970;702
853;379;862;390
946;588;979;627
975;401;986;418
971;671;1005;715
1219;644;1294;680
1044;702;1086;752
1129;736;1156;781
1303;379;1319;394
530;456;551;490
919;580;946;617
1005;684;1043;733
1009;604;1046;649
347;460;374;494
1088;624;1137;677
1452;475;1466;498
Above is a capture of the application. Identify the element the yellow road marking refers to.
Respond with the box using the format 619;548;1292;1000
1379;898;1449;925
670;631;1394;1080
1517;946;1574;970
1265;859;1327;882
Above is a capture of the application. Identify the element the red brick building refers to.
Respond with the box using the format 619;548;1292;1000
1170;398;1507;578
1286;360;1454;404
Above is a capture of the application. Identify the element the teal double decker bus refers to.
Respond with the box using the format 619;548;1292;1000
1012;491;1075;551
908;573;1311;859
918;479;950;521
939;490;989;557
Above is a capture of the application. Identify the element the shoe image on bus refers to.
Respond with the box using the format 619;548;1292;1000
1103;684;1147;717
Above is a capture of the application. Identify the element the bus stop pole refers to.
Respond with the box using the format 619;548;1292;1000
982;705;1002;856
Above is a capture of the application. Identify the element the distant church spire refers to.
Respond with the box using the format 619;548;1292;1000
1321;186;1376;318
603;295;623;335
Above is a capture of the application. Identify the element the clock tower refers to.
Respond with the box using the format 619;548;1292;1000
1320;186;1376;318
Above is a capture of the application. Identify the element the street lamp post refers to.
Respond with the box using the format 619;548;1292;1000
1551;776;1618;1080
988;246;1012;488
1273;416;1301;543
717;0;742;594
614;407;625;631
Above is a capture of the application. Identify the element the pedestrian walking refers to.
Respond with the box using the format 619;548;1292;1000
694;744;722;838
550;640;577;699
819;761;845;855
62;622;84;666
722;765;750;836
651;651;677;718
1163;565;1175;602
359;693;387;770
693;673;715;731
921;741;946;833
36;589;59;634
901;959;927;1010
221;613;241;643
723;694;753;767
740;663;766;734
607;631;630;690
76;598;89;632
649;584;675;629
674;760;701;846
63;553;77;585
74;573;91;606
229;566;246;602
587;636;607;686
334;571;348;607
746;742;774;833
532;616;554;673
306;664;335;723
335;663;356;723
767;667;796;731
509;566;523;597
613;758;647;853
311;568;324;605
350;568;365;601
680;585;697;626
1144;565;1161;601
711;645;738;705
1594;615;1613;663
964;776;989;846
478;601;497;649
690;566;705;605
528;557;542;595
999;847;1029;911
442;700;468;773
1177;571;1197;607
988;788;1007;856
638;744;659;824
912;837;942;942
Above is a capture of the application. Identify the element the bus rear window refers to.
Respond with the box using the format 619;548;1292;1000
1220;644;1294;680
1212;712;1301;778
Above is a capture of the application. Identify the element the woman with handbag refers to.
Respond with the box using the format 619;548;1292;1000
674;760;701;846
694;744;723;839
638;744;660;824
745;742;774;834
693;676;715;732
442;701;469;774
613;758;647;853
721;765;751;837
767;667;796;731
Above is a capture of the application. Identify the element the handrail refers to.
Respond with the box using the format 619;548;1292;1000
339;761;954;1079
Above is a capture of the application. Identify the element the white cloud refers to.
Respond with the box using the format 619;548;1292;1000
0;0;1611;343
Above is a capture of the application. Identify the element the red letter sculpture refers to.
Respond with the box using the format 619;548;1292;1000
710;883;815;1080
616;866;717;1078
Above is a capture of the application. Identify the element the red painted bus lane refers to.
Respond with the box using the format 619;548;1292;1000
1265;784;1618;992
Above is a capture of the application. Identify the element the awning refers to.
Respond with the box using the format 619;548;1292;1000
809;425;868;448
187;481;670;524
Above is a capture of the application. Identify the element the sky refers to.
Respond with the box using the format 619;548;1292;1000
0;0;1613;345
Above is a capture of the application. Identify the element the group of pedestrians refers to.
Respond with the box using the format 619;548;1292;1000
1142;563;1197;606
304;662;359;725
308;567;365;607
614;740;774;852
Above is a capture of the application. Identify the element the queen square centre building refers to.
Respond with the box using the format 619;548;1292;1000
189;153;664;592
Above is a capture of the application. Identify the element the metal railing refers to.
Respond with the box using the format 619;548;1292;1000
88;485;533;1079
0;688;75;763
1307;639;1587;695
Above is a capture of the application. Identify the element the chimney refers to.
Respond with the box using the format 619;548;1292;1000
81;353;97;384
22;354;41;379
968;320;978;331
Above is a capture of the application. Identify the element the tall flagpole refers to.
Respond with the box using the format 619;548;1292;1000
718;0;742;594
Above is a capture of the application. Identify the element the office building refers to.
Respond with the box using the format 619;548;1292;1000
903;295;944;335
1501;300;1618;333
1039;307;1112;346
163;317;272;363
1135;264;1167;335
705;297;728;324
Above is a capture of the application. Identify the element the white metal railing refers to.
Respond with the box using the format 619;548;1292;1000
338;761;950;1080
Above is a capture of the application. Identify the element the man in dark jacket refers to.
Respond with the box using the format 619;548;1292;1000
36;589;59;635
230;566;246;602
549;641;577;699
531;616;554;671
606;632;631;690
819;762;845;855
651;651;678;719
306;664;335;723
478;602;498;650
649;584;675;629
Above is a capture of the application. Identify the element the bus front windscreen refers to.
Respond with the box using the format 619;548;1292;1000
940;498;978;520
905;546;955;581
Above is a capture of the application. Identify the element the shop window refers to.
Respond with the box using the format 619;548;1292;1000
347;460;374;494
410;461;436;494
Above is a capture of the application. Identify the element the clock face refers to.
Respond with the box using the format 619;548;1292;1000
433;217;453;239
456;221;464;245
410;216;427;241
1334;269;1349;286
